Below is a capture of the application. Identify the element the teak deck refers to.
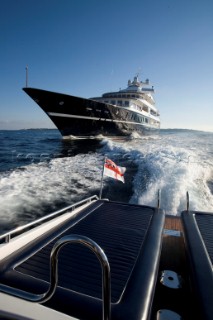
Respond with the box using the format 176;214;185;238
151;216;193;319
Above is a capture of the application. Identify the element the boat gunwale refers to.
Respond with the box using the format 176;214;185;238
0;195;98;243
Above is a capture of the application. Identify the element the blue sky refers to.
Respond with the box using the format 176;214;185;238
0;0;213;131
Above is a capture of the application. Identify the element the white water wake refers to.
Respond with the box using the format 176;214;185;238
0;131;213;230
101;133;213;215
0;154;103;225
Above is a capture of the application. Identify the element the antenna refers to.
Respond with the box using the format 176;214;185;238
25;65;28;87
137;67;142;78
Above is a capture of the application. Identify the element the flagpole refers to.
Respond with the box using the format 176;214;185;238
99;157;106;199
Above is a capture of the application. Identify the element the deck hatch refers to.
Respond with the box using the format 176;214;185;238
14;201;154;302
0;200;165;319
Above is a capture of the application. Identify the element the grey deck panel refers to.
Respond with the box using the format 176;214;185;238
15;200;153;302
0;200;165;320
181;210;213;320
194;212;213;264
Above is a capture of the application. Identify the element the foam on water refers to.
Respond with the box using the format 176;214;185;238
0;130;213;232
100;132;213;215
135;146;213;214
0;153;103;228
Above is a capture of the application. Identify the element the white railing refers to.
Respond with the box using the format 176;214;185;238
0;195;99;243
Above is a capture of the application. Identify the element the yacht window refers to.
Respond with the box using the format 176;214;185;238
150;110;156;116
117;100;122;106
111;100;116;105
124;101;129;106
136;115;140;122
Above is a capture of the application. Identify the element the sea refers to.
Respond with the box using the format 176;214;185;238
0;129;213;235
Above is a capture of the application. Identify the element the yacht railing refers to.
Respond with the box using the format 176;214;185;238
0;195;99;243
0;234;111;320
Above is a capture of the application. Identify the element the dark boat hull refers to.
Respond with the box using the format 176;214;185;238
0;197;212;319
23;88;159;138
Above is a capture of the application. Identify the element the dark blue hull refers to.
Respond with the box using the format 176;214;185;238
23;87;159;138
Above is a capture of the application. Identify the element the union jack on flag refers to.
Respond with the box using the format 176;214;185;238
103;158;126;183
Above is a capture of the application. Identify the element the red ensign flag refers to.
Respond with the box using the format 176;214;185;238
103;158;126;183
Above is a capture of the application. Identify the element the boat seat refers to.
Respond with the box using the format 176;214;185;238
0;200;165;320
181;210;213;320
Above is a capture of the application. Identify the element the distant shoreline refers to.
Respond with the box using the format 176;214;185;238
0;128;213;134
0;128;57;131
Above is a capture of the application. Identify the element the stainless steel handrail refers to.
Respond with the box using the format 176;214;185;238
186;191;189;211
157;189;161;209
0;234;111;320
51;235;111;320
0;195;98;243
